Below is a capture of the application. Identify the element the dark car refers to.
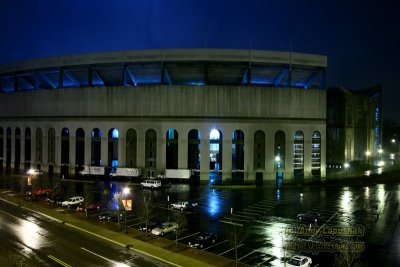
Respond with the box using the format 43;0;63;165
297;212;322;223
188;232;218;249
76;203;101;212
98;211;122;221
139;220;162;232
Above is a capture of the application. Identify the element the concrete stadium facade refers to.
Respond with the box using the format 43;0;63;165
0;49;327;184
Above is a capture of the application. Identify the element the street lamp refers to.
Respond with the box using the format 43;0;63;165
365;151;371;168
122;187;130;234
344;163;349;180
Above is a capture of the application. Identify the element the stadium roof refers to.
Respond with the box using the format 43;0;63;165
0;49;327;92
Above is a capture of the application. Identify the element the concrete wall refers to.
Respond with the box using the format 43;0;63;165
0;85;326;182
0;85;325;120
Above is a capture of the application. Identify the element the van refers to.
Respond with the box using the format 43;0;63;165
140;180;162;189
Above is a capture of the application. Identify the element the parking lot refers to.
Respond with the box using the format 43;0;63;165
4;174;400;266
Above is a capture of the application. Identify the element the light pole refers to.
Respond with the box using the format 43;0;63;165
365;151;371;169
122;187;130;234
344;163;349;181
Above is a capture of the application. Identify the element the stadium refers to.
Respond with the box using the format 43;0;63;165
0;48;327;184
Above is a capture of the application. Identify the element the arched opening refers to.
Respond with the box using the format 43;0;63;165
188;129;200;181
253;130;265;186
145;129;157;178
274;130;285;187
126;129;137;167
61;128;70;178
15;128;21;173
48;128;55;178
209;129;222;184
166;128;178;169
293;130;304;181
36;128;43;170
6;128;11;172
232;130;244;184
24;128;31;170
91;128;102;166
108;128;119;168
76;128;85;176
0;127;3;173
312;131;321;177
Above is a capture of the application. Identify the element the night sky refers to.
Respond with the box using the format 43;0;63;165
1;0;399;123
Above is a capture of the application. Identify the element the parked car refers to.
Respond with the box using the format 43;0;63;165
26;188;52;200
141;180;162;189
98;211;122;221
297;212;322;223
61;196;84;207
151;222;178;236
286;255;312;267
76;203;100;212
139;220;162;232
188;232;217;248
170;201;198;211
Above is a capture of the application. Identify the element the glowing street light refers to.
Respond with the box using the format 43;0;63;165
122;187;130;234
344;162;349;180
365;151;371;167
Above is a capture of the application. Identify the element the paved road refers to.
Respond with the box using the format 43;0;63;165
0;198;170;267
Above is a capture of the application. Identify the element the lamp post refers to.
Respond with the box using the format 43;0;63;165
365;151;371;168
122;187;130;234
344;163;349;181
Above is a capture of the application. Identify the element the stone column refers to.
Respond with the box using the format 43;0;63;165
265;131;275;181
84;130;91;166
244;128;254;181
69;135;76;175
11;128;16;169
42;129;48;172
119;128;126;167
303;130;312;179
101;132;107;167
178;128;188;169
199;126;209;182
222;128;232;182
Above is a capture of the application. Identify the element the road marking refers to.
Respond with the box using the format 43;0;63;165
231;213;254;219
218;244;244;255
224;216;251;222
81;247;129;267
219;219;243;226
238;250;257;261
47;255;72;267
203;239;228;250
236;210;260;216
177;231;200;241
0;209;21;220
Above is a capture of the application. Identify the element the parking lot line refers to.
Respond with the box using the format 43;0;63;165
222;217;251;223
244;207;267;213
218;244;244;256
231;213;254;219
238;250;257;261
236;210;261;216
177;231;200;241
203;239;228;250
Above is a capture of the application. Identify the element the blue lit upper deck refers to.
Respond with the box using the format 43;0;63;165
0;49;327;92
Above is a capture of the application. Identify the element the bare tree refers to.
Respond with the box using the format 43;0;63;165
334;240;365;267
173;211;188;248
141;191;155;238
224;222;249;266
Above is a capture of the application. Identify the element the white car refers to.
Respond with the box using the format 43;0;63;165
170;201;198;210
151;222;178;236
61;196;84;207
286;255;312;267
141;180;162;189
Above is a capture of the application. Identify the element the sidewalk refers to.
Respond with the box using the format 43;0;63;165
0;191;247;267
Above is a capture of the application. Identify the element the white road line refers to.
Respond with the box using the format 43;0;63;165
218;244;244;256
81;247;129;267
177;231;200;241
238;250;257;261
225;216;251;222
236;210;261;216
203;239;228;250
244;207;266;213
231;213;254;219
